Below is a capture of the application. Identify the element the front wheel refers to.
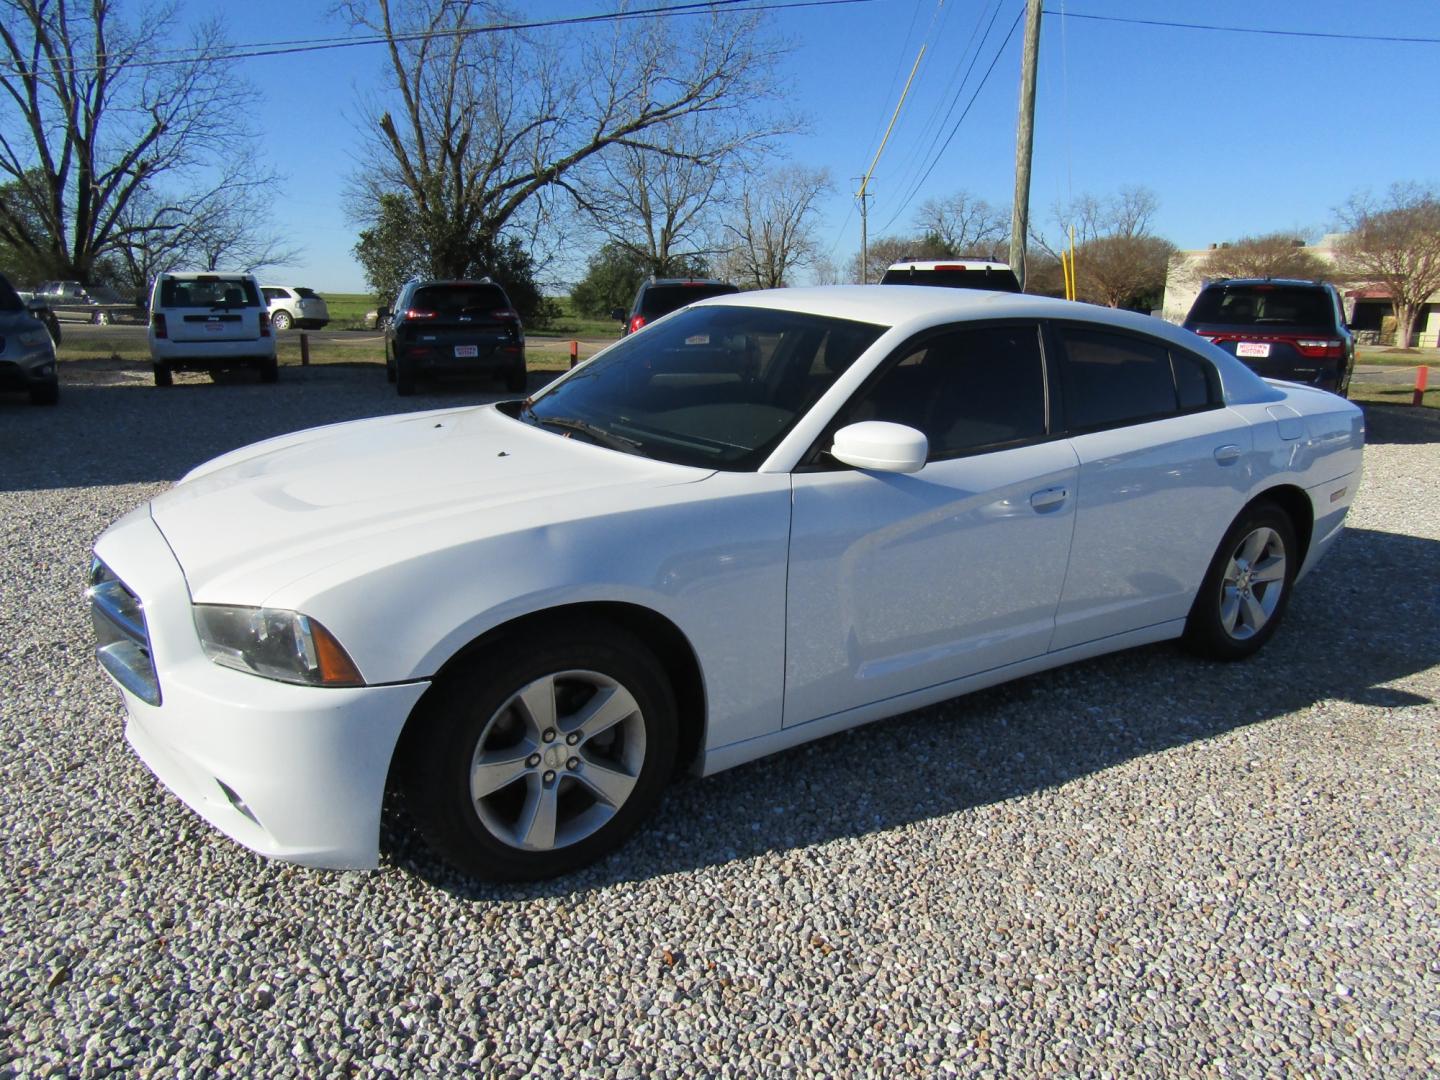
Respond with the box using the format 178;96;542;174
1183;500;1297;660
402;622;677;881
91;310;109;326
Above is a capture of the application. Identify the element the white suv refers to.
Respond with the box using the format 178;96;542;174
148;272;277;386
261;285;329;331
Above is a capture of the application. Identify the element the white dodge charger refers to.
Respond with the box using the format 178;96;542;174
89;286;1364;880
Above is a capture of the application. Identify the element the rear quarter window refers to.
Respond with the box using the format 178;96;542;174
1058;328;1188;431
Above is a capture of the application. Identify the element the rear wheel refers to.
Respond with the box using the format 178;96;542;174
505;364;528;393
91;310;109;326
259;356;279;383
271;310;293;331
1183;500;1297;660
402;621;677;881
153;362;173;387
396;360;416;396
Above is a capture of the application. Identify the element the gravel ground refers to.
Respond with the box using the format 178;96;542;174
2;363;1437;1078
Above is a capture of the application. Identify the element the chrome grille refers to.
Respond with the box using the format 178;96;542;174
88;558;161;706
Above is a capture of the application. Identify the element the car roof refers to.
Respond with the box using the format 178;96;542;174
160;270;258;279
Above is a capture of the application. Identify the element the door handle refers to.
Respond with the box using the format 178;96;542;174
1213;444;1243;466
1029;486;1068;511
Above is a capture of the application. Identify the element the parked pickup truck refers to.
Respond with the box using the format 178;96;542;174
34;280;143;324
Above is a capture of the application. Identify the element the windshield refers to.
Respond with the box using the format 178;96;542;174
519;305;885;470
1188;285;1334;327
880;266;1021;292
159;276;261;309
638;283;740;319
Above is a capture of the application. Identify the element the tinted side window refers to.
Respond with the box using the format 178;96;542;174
839;324;1047;458
1059;329;1178;431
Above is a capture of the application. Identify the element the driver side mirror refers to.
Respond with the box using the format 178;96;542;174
609;308;626;322
830;421;928;474
25;298;48;314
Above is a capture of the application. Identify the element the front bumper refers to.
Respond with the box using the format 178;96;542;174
0;349;57;390
92;507;430;869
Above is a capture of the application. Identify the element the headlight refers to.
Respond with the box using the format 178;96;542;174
193;605;364;687
18;329;50;347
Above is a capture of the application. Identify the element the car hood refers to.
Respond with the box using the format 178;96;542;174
150;404;713;604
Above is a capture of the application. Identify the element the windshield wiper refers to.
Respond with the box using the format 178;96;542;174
532;413;642;454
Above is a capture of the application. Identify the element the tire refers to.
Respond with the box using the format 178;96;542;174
385;348;397;383
504;364;528;393
396;360;416;396
402;621;678;881
29;379;59;406
271;310;292;332
153;362;173;387
259;356;279;383
1182;499;1298;661
91;310;109;326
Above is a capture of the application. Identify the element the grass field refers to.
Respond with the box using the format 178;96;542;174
1357;347;1439;367
1349;382;1438;409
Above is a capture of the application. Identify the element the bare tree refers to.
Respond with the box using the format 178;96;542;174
0;0;252;281
341;0;786;287
1035;186;1172;307
1199;232;1329;283
722;166;831;290
1335;182;1440;347
112;153;298;289
1077;235;1176;308
915;191;1009;259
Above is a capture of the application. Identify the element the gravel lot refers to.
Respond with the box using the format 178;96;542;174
3;362;1437;1078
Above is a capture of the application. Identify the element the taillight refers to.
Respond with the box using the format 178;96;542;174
258;310;270;337
152;313;167;340
492;308;518;319
1294;338;1343;358
404;308;437;319
628;315;647;334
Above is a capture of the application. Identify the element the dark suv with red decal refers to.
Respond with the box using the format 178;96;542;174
384;278;526;396
1183;278;1354;397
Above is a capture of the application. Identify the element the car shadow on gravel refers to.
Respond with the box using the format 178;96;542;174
1359;402;1440;445
387;523;1440;901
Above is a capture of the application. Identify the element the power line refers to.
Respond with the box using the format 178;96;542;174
880;3;1023;233
1;0;882;78
1044;10;1440;46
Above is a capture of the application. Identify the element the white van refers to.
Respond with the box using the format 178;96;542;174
147;271;277;386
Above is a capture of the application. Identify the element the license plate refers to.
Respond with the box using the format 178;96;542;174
1236;341;1270;358
205;322;224;333
454;345;478;358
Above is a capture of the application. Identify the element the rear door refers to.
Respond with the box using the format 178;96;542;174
1049;324;1250;650
164;276;264;343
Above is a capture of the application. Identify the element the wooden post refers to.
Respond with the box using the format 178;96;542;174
569;340;579;369
300;332;310;367
1415;365;1430;406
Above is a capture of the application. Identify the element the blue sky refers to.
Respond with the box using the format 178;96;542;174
223;0;1440;292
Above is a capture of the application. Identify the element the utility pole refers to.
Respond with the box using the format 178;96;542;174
854;179;872;283
1009;0;1043;291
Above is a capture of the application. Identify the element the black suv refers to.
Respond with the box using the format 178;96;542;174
612;278;740;335
1183;278;1355;396
384;279;526;396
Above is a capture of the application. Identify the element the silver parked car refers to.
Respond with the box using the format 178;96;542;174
261;285;329;331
